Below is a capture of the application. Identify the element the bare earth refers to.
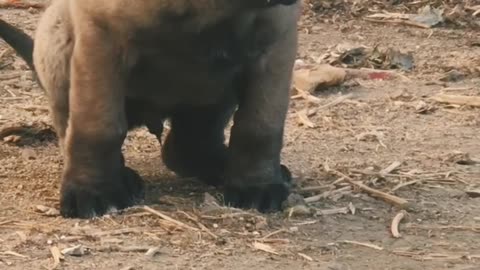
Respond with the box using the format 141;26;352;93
1;2;480;270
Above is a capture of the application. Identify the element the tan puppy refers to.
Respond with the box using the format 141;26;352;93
0;0;300;218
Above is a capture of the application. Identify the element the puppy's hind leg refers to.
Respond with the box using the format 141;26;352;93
161;101;236;186
32;1;73;152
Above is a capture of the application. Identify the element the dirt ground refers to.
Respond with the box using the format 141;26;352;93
1;1;480;270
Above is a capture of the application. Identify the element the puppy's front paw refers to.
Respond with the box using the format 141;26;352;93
60;167;144;218
224;165;292;212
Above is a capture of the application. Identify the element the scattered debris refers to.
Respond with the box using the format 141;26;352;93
347;202;356;215
414;100;435;114
61;245;88;257
321;43;370;68
95;245;153;253
366;5;444;29
321;44;414;71
90;228;143;238
393;250;480;261
50;246;64;269
466;190;480;198
356;131;385;145
21;148;36;160
431;94;480;107
333;170;410;209
144;247;162;258
443;151;480;165
311;93;354;112
298;252;314;261
252;242;279;255
294;93;355;128
2;135;21;143
345;68;409;81
439;70;465;82
35;205;60;217
0;122;57;146
297;109;316;128
203;192;221;208
259;229;287;242
142;206;199;232
380;161;402;177
177;211;217;239
293;65;346;93
316;207;350;216
383;48;414;71
0;0;45;9
0;250;29;258
411;5;445;27
391;210;408;238
283;193;307;209
287;205;313;217
15;231;27;243
339;240;384;251
406;224;480;233
0;71;25;80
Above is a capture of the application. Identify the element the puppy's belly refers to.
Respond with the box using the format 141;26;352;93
126;53;242;108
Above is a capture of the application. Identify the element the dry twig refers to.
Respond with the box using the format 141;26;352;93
298;253;314;261
333;170;410;208
142;206;198;231
406;224;480;233
177;211;217;238
364;18;431;29
49;246;63;270
393;250;480;261
431;94;480;107
252;242;279;255
309;93;354;114
339;240;384;251
0;250;28;258
91;228;143;237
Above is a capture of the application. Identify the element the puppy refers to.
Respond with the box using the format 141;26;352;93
0;0;300;218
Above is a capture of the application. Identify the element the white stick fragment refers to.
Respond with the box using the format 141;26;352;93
391;210;408;238
252;242;279;255
380;161;402;176
61;245;87;257
298;252;314;261
145;247;162;258
431;94;480;107
339;240;384;251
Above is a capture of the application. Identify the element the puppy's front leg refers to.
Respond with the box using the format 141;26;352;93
224;12;298;212
60;22;143;218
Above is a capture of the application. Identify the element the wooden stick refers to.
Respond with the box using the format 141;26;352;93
177;211;216;238
333;170;410;208
339;240;384;251
143;206;198;231
431;94;480;107
364;18;431;29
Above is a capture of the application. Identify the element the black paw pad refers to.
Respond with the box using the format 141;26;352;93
60;167;145;219
223;165;292;213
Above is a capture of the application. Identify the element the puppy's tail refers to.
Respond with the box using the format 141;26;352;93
0;18;34;70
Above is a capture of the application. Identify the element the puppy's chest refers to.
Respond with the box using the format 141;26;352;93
126;23;264;106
